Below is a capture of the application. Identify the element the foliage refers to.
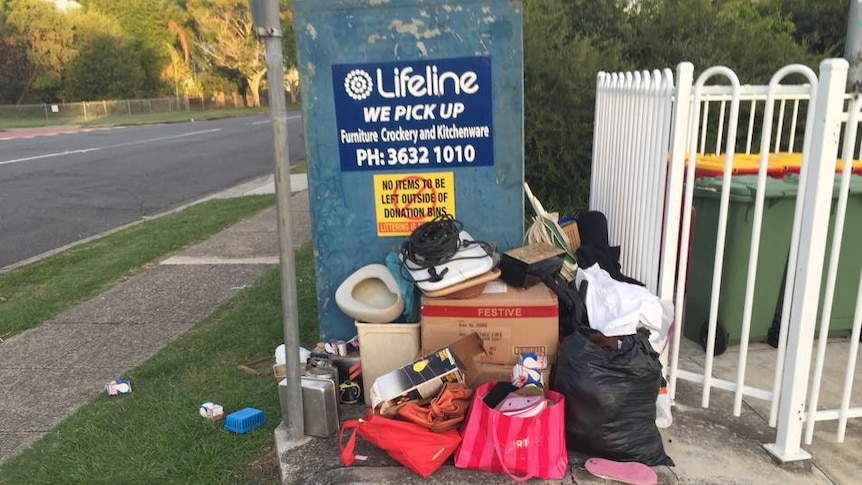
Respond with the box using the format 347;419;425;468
281;0;297;70
0;34;32;103
62;34;148;100
186;0;266;106
197;68;245;96
3;0;74;103
523;0;630;215
626;0;816;83
522;0;829;216
83;0;179;95
775;0;848;57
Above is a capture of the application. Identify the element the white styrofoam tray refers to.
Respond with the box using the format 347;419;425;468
401;230;495;292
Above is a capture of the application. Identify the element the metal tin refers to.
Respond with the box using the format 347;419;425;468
300;376;340;437
306;364;340;390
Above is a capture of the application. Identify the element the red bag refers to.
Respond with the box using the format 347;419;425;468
339;412;462;478
455;382;568;481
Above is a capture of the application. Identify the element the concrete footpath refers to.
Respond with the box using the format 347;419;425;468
0;173;858;484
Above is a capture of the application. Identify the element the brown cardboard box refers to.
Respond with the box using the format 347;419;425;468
469;362;552;389
560;221;581;253
369;333;485;412
421;281;559;365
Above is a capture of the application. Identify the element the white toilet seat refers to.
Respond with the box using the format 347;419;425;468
335;264;404;323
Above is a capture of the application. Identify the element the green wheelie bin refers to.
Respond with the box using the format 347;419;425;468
683;175;799;353
781;173;862;338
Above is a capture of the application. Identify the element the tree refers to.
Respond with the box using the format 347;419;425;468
3;0;75;103
186;0;266;106
281;1;299;103
62;34;147;100
0;34;33;104
523;0;630;215
626;0;815;83
61;12;147;100
82;0;178;95
774;0;847;57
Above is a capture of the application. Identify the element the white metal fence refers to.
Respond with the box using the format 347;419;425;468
590;68;676;296
590;58;862;463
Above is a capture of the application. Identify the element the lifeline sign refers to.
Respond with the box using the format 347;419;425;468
333;56;494;172
373;172;455;236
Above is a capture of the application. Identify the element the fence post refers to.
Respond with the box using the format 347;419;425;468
43;103;48;122
82;102;88;122
764;58;848;463
662;63;693;391
659;62;693;301
102;100;107;116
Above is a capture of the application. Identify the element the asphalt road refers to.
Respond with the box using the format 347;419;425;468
0;113;305;269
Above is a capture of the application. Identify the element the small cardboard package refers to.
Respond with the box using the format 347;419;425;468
369;333;485;412
470;362;553;389
421;281;559;365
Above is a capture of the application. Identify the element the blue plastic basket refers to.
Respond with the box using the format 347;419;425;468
224;407;266;434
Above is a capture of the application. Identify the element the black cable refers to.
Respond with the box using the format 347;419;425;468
399;215;496;283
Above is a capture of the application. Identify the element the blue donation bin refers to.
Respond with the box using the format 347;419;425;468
293;0;525;340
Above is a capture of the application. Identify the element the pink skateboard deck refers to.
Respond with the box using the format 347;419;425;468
584;457;658;485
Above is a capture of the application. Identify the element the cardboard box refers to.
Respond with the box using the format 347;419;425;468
421;281;559;365
369;333;485;412
559;221;581;253
469;362;553;389
499;242;566;288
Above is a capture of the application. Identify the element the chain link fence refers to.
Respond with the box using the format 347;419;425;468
0;94;263;125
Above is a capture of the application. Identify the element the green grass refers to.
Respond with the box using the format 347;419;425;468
289;161;307;174
0;195;276;341
0;244;319;485
0;118;61;129
79;107;269;127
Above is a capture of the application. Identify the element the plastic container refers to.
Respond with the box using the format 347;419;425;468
782;174;862;337
224;408;266;434
686;153;787;178
780;153;862;176
683;175;799;350
355;321;421;405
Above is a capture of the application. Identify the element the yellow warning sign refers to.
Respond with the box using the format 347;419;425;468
373;172;455;236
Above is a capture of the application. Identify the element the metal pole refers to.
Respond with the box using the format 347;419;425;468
258;0;304;442
764;58;848;463
846;0;862;89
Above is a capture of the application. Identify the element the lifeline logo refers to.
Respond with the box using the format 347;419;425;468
343;65;480;101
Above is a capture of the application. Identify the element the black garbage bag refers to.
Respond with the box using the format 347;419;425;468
553;327;674;466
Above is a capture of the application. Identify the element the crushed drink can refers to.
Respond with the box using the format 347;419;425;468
105;379;132;396
511;364;543;388
518;352;548;371
199;402;225;420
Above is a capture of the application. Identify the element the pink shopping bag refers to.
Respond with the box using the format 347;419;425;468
455;382;568;481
